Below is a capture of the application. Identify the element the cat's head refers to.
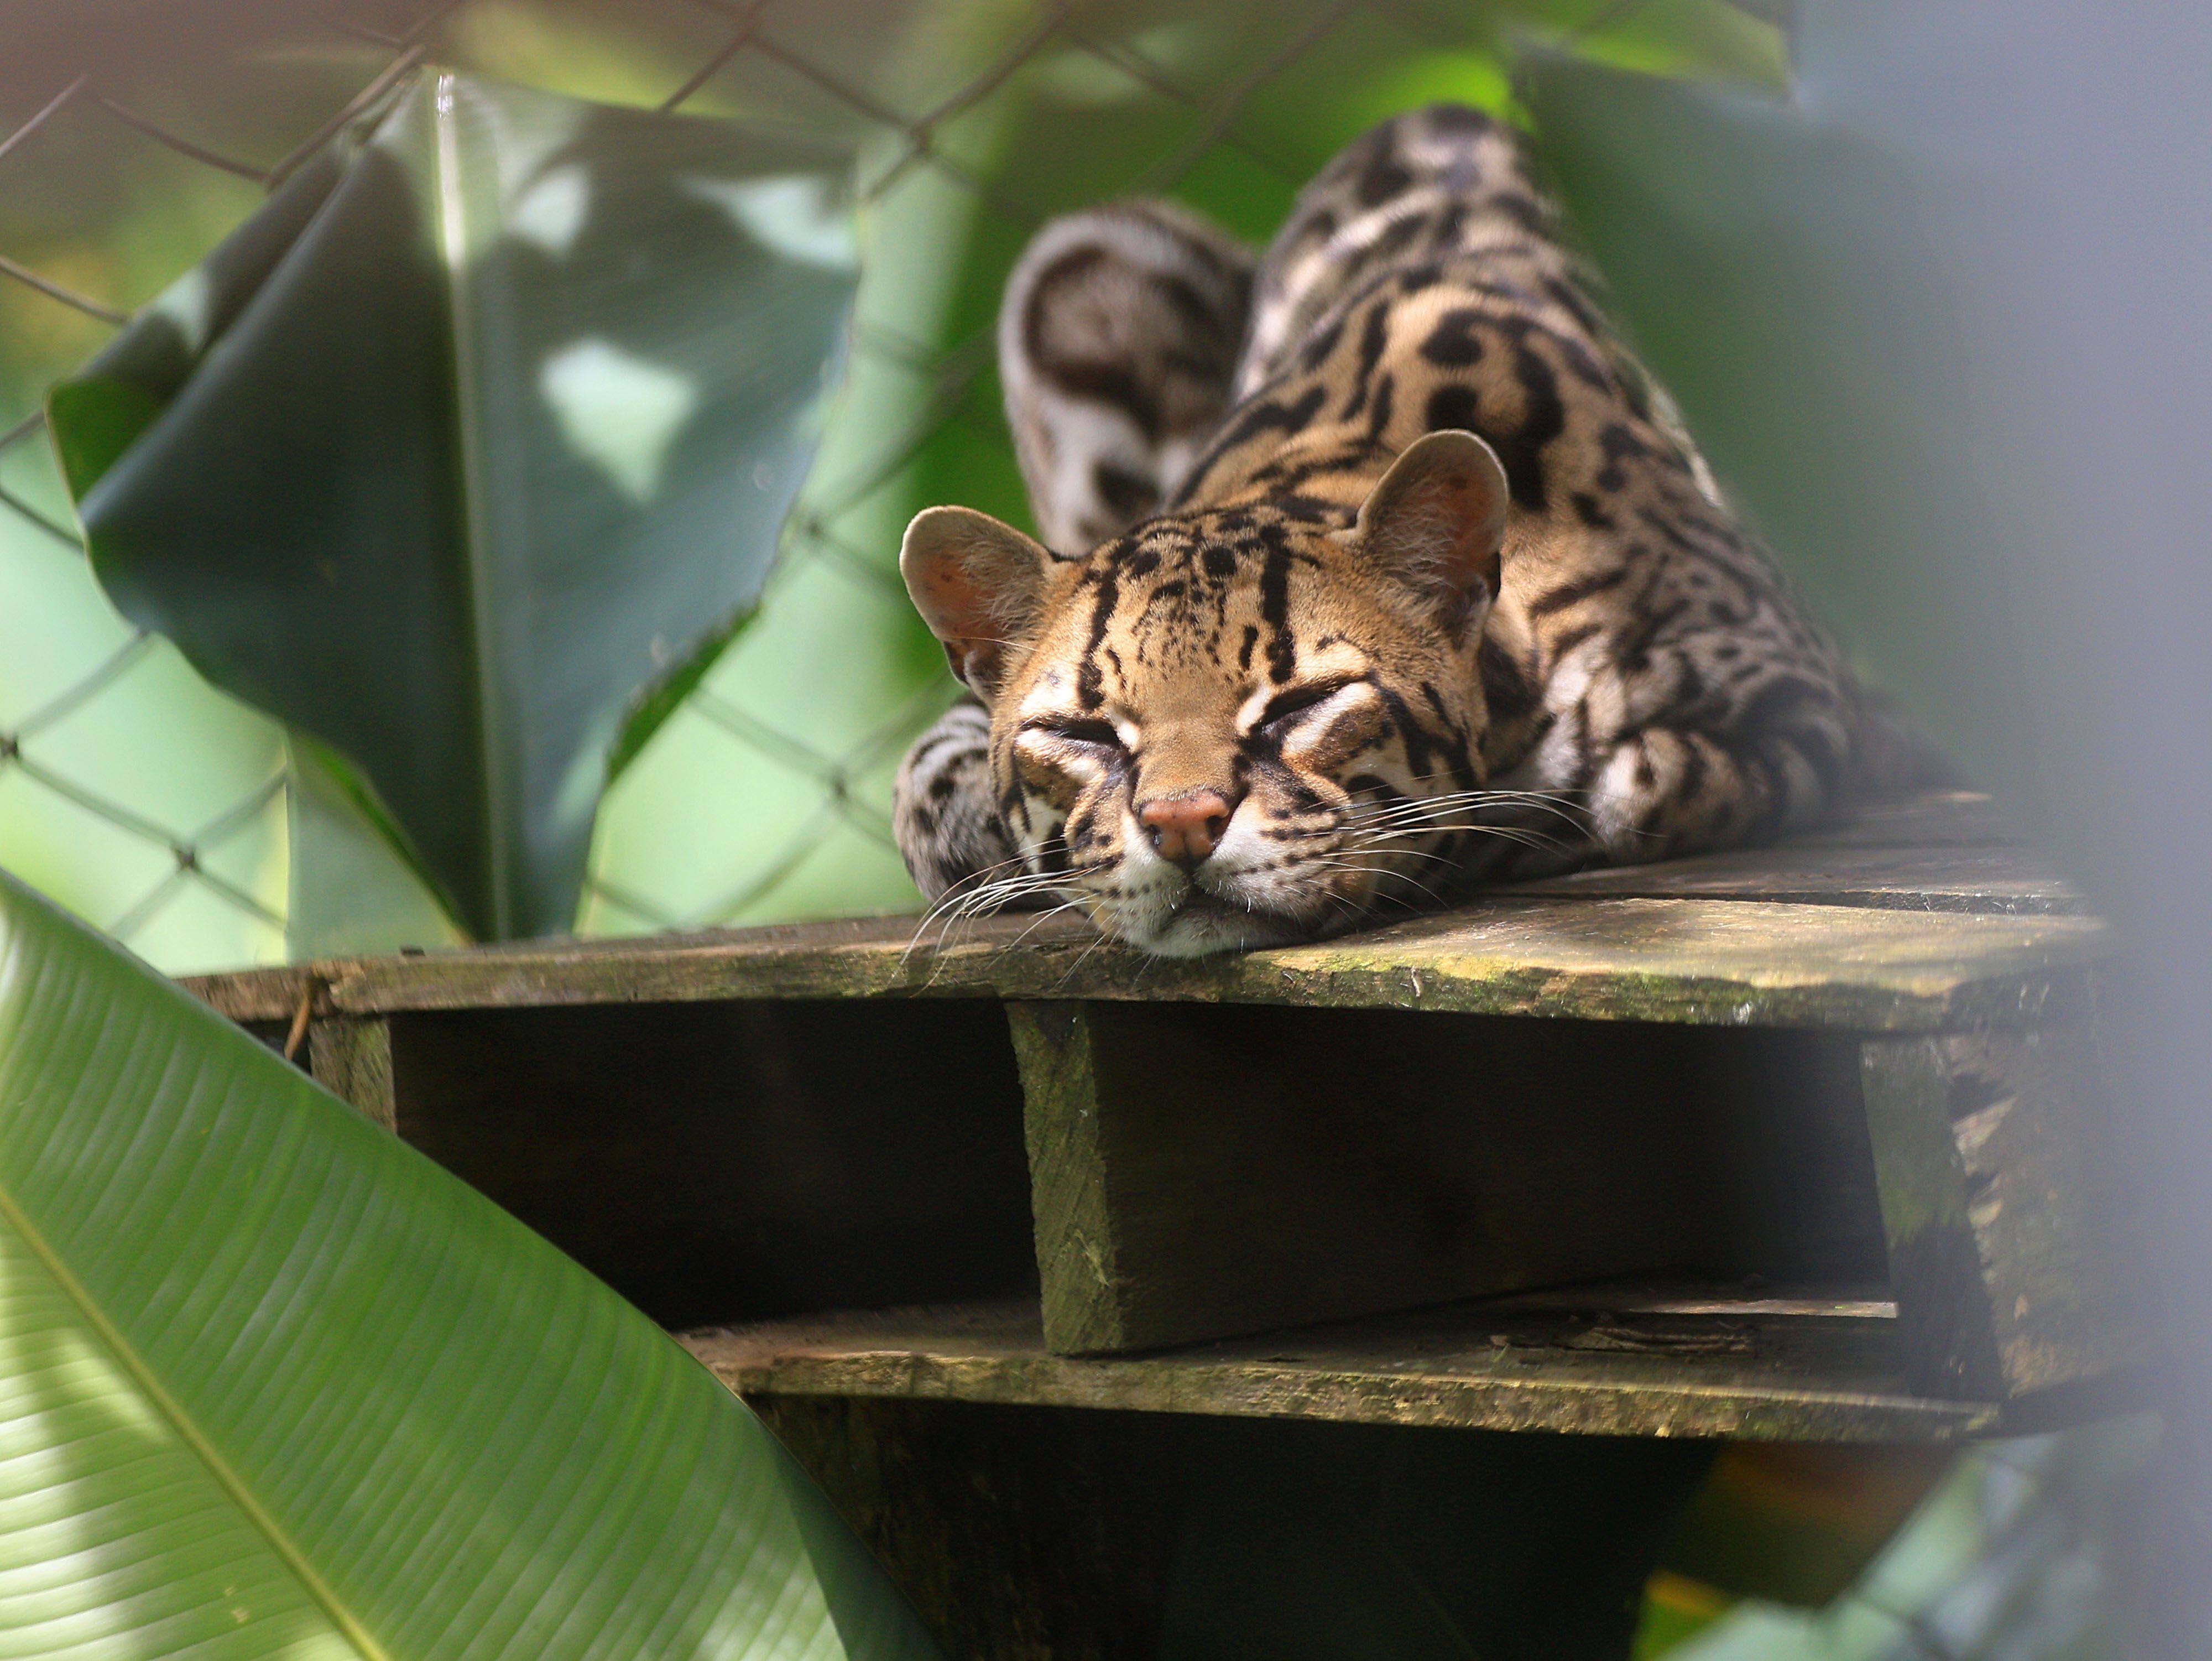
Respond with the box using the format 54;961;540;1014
901;431;1511;956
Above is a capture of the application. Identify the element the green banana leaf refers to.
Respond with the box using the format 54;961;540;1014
47;70;859;941
0;861;942;1658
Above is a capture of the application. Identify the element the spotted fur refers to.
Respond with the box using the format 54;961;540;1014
895;106;1911;957
1000;199;1256;552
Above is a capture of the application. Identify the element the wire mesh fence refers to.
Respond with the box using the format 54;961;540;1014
0;0;1573;966
0;0;1800;964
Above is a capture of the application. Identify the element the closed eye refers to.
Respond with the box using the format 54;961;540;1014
1259;678;1362;736
1030;716;1125;751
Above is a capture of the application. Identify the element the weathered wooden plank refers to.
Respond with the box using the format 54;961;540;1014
1860;1028;2132;1402
1859;1037;1999;1396
1010;1001;1887;1355
1010;1003;1129;1355
307;1016;395;1130
185;897;2110;1032
1777;790;2017;850
1491;842;2082;914
683;1299;1997;1443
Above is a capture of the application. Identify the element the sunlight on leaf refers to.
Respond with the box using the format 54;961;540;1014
687;176;863;273
510;164;593;254
50;71;859;944
541;338;701;504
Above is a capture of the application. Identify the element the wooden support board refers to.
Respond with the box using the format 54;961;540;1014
1490;842;2086;914
1860;1026;2133;1401
186;797;2101;1034
307;1016;395;1131
190;895;2103;1031
1009;1002;1888;1354
683;1295;1994;1443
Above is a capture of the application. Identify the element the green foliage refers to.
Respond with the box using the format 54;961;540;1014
0;861;944;1658
49;70;859;941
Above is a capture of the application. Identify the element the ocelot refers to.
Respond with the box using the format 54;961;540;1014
893;105;1923;958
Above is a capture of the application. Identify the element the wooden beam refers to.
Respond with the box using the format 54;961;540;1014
1759;789;2015;850
1489;841;2083;914
307;1016;395;1131
1011;1003;1127;1355
185;896;2110;1033
685;1298;1996;1443
1011;999;1887;1356
1860;1027;2132;1402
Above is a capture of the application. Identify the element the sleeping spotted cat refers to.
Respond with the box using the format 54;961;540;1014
893;106;1919;959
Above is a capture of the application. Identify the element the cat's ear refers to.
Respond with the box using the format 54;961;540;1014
1350;430;1510;641
901;506;1057;697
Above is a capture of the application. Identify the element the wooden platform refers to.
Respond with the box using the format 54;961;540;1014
190;796;2098;1034
682;1290;1994;1443
184;788;2127;1404
182;789;2131;1659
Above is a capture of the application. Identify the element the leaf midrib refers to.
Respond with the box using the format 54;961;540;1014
431;70;517;941
0;1157;387;1660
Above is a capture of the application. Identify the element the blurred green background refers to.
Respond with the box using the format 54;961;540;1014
0;1;2159;1652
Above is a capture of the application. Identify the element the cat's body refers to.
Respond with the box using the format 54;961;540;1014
894;106;1906;958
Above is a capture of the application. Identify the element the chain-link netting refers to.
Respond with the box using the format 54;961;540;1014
7;0;1766;969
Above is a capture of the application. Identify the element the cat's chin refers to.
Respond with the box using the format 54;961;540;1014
1112;888;1343;958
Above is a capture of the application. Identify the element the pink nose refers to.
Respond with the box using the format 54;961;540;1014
1138;789;1235;870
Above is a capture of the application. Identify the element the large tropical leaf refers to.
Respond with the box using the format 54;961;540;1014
0;863;942;1659
48;70;859;941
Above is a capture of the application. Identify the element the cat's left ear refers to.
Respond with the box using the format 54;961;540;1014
901;506;1057;699
1349;430;1510;642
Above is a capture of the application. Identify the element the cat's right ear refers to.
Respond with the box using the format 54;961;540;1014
900;507;1056;699
1349;430;1510;644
